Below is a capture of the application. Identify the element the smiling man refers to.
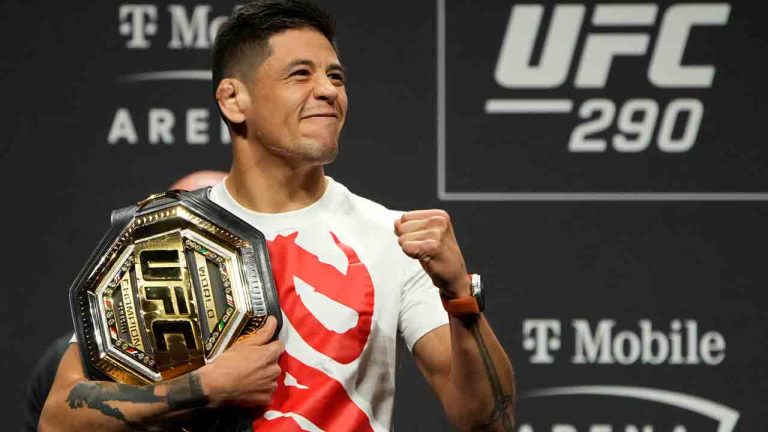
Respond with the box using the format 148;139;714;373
39;1;515;431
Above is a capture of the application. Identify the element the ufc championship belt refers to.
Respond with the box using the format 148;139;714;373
70;188;281;385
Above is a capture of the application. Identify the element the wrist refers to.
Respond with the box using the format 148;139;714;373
441;274;472;299
196;364;222;408
441;273;485;317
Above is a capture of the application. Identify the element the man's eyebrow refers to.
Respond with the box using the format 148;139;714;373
284;59;315;72
328;63;347;76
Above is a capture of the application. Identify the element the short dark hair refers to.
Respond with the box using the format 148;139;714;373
211;0;336;95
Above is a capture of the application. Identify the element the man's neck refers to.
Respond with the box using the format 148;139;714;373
225;143;329;214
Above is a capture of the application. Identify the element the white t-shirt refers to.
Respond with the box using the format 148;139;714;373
209;177;448;432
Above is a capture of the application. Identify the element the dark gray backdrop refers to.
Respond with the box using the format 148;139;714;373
1;1;766;431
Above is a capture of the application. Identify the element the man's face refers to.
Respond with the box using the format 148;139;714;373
244;27;347;165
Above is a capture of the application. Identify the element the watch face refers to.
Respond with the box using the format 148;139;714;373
472;274;486;312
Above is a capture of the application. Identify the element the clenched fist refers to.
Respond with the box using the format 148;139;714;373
198;316;284;408
395;209;471;298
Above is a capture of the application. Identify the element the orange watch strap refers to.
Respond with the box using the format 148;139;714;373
441;295;480;316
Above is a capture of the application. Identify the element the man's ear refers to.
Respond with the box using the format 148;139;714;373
215;78;250;125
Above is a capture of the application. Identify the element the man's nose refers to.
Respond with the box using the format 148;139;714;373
313;75;339;102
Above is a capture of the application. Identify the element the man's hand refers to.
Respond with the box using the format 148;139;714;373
395;209;470;298
39;316;284;432
199;315;284;408
398;210;516;431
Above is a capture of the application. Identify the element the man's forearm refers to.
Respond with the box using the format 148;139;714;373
40;372;209;432
445;314;515;431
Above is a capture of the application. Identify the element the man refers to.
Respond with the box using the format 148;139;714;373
39;1;515;430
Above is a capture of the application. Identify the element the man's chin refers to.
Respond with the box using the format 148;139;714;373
296;139;339;165
312;146;338;165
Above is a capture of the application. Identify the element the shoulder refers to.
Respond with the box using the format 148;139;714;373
332;179;403;228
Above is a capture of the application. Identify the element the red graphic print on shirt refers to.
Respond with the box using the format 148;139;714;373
254;231;376;431
268;231;375;364
252;352;373;432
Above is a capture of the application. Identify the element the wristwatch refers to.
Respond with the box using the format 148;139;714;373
441;274;485;317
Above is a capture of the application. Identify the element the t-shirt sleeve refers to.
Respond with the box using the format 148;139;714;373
398;256;449;351
69;332;77;344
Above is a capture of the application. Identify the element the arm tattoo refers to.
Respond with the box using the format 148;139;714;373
66;381;160;427
469;319;515;431
167;373;208;410
66;372;209;428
